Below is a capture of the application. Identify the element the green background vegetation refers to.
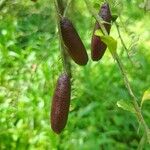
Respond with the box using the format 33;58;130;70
0;0;150;149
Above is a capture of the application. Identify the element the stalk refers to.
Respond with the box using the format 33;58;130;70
54;0;71;76
84;0;150;143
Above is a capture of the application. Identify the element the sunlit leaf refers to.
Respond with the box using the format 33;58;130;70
93;3;100;9
100;36;117;53
117;100;135;113
95;29;103;37
141;89;150;107
95;30;117;53
111;14;118;22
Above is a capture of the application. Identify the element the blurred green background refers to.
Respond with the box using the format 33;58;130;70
0;0;150;149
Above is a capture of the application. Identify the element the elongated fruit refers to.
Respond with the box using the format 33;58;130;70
60;17;88;66
51;73;71;134
91;3;112;61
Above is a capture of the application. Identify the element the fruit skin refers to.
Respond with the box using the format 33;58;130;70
91;3;112;61
51;73;71;134
60;17;88;66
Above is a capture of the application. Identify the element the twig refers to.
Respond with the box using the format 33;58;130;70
137;133;146;150
63;0;73;17
113;52;150;143
54;0;71;76
84;0;108;36
115;22;128;54
57;0;65;15
114;21;134;65
84;0;150;143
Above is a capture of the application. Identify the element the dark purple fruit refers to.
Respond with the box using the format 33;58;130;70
50;73;71;134
91;3;112;61
60;17;88;66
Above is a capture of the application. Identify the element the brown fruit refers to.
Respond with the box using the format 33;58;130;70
60;17;88;66
50;73;71;134
91;3;112;61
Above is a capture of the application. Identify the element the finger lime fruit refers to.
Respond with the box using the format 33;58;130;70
60;17;88;66
51;73;71;134
91;3;112;61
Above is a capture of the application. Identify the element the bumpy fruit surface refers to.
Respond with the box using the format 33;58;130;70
50;73;71;134
60;17;88;66
91;3;112;61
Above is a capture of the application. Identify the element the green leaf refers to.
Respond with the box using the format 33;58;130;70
93;3;100;9
117;100;136;113
101;36;117;53
95;31;117;53
141;89;150;107
95;29;103;37
111;14;118;22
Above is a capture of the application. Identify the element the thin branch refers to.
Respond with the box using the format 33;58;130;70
54;0;71;75
84;0;150;143
115;22;128;54
57;0;65;15
113;52;150;143
63;0;73;17
84;0;108;36
114;21;134;65
137;133;146;150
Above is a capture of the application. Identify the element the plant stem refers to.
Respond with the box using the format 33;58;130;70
113;52;150;143
137;133;146;150
54;0;71;76
57;0;65;15
114;21;133;66
84;0;108;36
84;0;150;143
63;0;73;17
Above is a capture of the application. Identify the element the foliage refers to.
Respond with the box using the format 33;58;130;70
0;0;150;149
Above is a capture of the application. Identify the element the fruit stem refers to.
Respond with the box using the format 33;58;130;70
54;0;71;76
114;21;134;66
84;0;108;36
63;0;73;17
84;0;150;143
113;52;150;143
